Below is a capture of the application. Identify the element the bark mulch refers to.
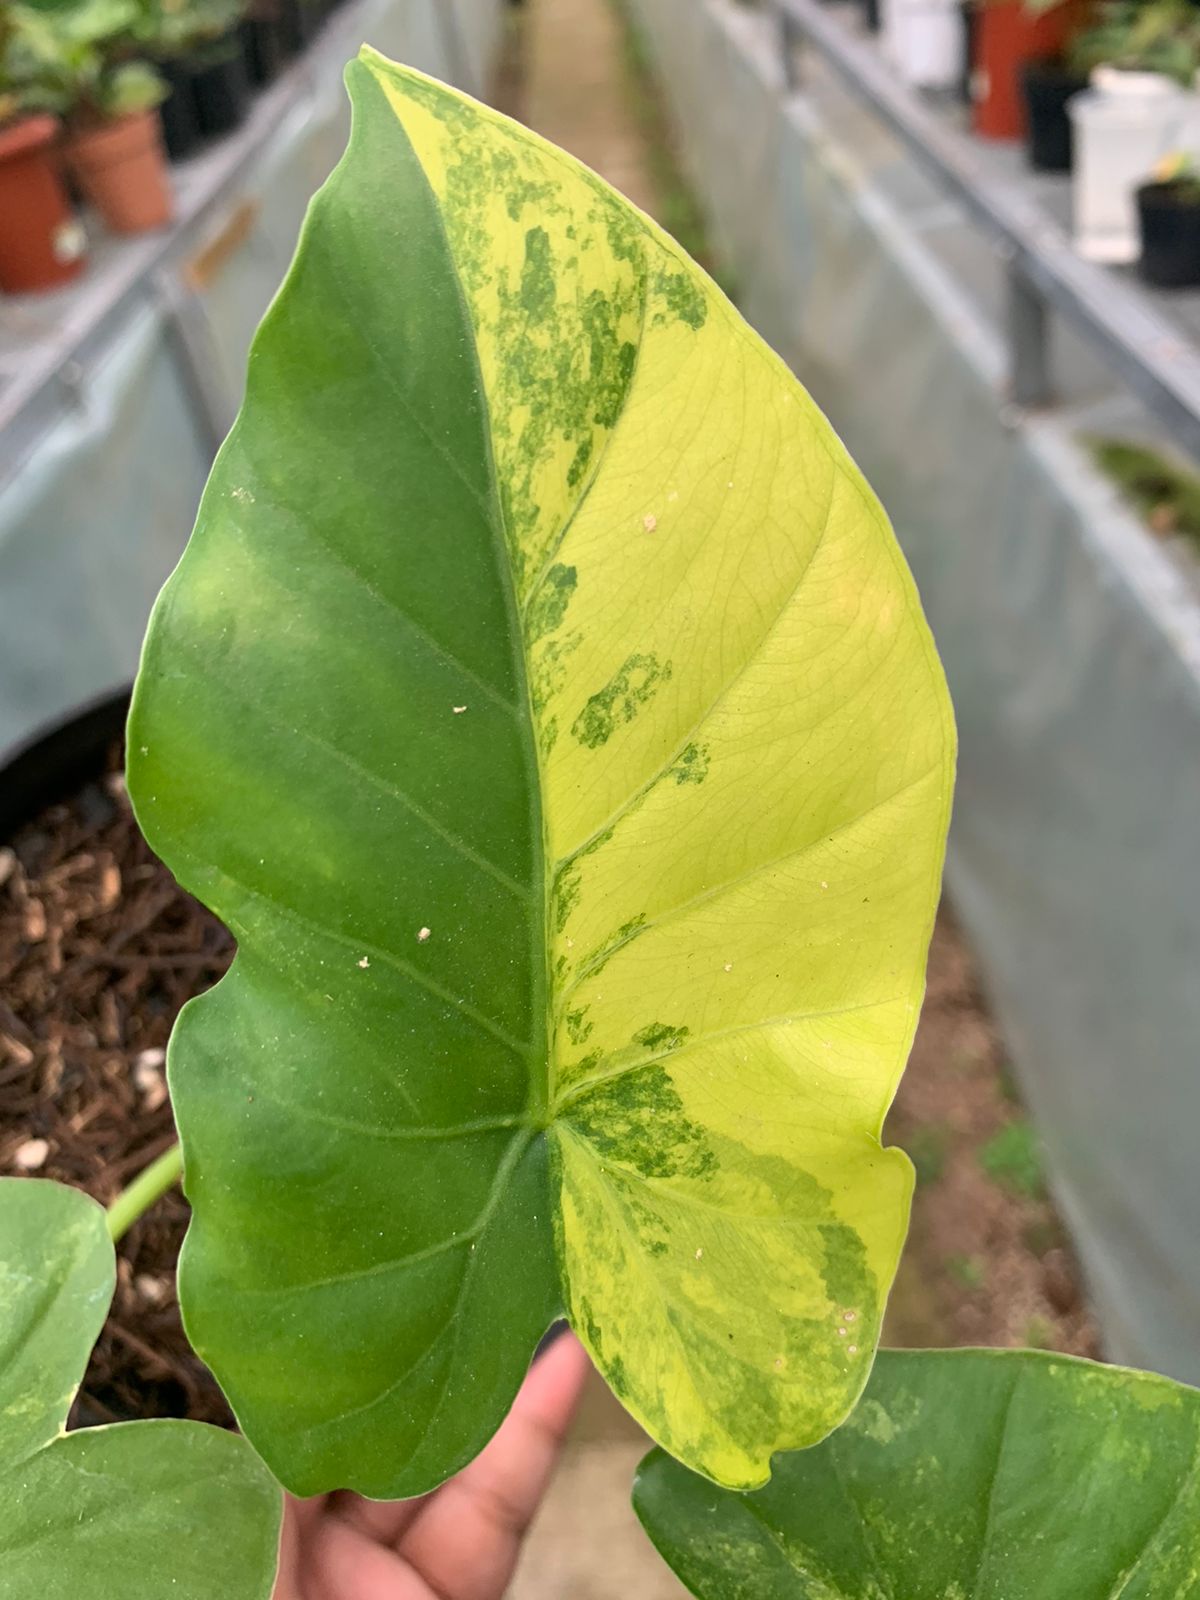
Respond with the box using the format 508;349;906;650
0;745;233;1427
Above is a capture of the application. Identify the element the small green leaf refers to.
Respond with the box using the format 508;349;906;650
634;1348;1200;1598
0;1179;281;1600
127;54;954;1496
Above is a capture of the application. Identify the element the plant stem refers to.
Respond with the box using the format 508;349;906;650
106;1143;184;1244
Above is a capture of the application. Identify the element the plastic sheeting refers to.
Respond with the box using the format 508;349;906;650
630;0;1200;1379
0;0;504;767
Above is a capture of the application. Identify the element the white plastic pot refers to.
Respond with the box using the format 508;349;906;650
1068;68;1186;263
880;0;965;90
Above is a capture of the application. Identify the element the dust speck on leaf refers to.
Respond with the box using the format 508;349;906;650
452;705;467;714
643;513;657;532
417;927;432;943
357;957;370;969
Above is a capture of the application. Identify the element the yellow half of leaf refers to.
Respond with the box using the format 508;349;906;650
366;52;953;1488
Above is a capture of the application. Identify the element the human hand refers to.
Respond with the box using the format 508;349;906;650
272;1332;590;1600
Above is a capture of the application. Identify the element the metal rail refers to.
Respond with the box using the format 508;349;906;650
771;0;1200;459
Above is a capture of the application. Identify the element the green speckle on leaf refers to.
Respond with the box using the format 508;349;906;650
633;1021;690;1053
671;742;710;785
571;653;673;748
653;267;707;330
520;226;555;321
526;564;578;644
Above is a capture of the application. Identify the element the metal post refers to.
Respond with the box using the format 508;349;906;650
153;269;238;457
771;0;803;90
1006;260;1052;410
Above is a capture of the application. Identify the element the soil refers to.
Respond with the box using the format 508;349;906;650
0;745;234;1428
884;911;1101;1358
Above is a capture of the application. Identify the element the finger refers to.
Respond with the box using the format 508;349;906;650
327;1485;431;1548
399;1332;591;1600
272;1495;328;1600
307;1516;439;1600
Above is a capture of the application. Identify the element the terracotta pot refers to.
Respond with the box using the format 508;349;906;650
0;115;87;295
66;108;173;236
972;0;1075;140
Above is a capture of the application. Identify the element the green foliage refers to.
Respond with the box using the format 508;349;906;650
127;50;953;1499
634;1349;1200;1598
1092;435;1200;551
979;1118;1045;1198
0;0;164;121
0;1178;281;1600
1068;0;1200;85
134;0;246;58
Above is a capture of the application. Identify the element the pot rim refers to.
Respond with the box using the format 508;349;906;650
0;113;61;163
1089;63;1182;96
1137;178;1200;208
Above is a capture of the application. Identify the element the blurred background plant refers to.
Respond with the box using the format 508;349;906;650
0;0;166;124
1068;0;1200;83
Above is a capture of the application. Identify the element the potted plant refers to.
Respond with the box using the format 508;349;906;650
1136;150;1200;284
185;0;250;136
972;0;1083;140
1018;49;1089;169
64;58;172;233
1067;0;1200;260
137;0;249;151
0;7;87;294
6;0;173;235
881;0;967;89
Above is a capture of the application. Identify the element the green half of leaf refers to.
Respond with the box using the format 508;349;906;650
634;1347;1200;1599
0;1178;281;1600
126;50;954;1497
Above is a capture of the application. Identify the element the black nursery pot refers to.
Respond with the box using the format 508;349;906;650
1019;57;1087;172
156;57;203;162
1137;182;1200;288
190;38;251;138
240;16;284;87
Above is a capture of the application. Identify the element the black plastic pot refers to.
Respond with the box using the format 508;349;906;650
240;16;284;87
1137;181;1200;288
190;39;251;138
156;58;203;163
0;688;130;840
1019;57;1086;172
274;0;307;56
